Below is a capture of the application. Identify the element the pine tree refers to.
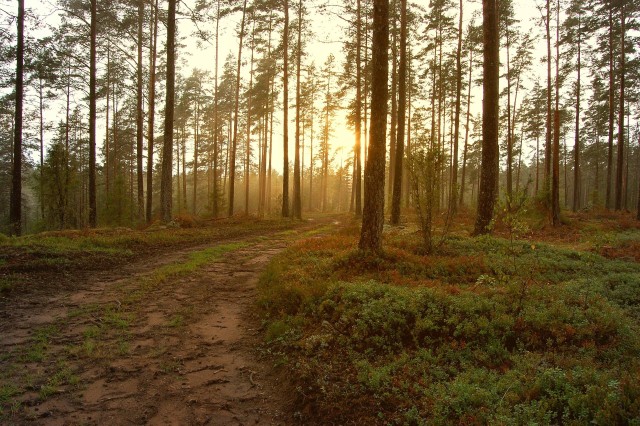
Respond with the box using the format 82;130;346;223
474;0;499;235
359;0;389;253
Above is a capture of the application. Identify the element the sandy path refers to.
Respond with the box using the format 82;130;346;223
0;224;330;425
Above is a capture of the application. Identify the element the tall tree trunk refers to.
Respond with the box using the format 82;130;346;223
551;0;560;226
506;24;513;199
212;0;221;217
459;36;473;208
160;0;177;222
359;0;389;253
390;0;406;225
637;128;640;220
545;0;552;204
606;5;614;209
572;12;581;212
10;0;24;235
355;0;363;216
229;0;248;217
615;5;625;211
309;75;314;211
89;0;97;228
450;0;463;212
146;0;159;222
404;48;412;209
246;19;255;215
106;46;111;200
474;0;499;235
136;0;145;222
182;125;187;210
282;0;290;217
194;94;200;214
267;93;274;212
388;17;397;206
292;0;303;219
39;79;44;220
259;12;273;217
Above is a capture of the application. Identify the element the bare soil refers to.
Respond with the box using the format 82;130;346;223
0;221;332;425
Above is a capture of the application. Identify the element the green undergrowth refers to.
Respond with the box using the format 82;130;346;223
0;217;295;272
258;221;640;425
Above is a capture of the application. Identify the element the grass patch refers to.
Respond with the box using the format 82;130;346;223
258;221;640;424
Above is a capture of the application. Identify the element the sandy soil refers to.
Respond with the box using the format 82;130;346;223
0;224;328;425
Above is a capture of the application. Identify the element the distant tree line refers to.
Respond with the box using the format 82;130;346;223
1;0;638;238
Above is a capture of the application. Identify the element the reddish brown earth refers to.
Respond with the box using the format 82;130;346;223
0;222;333;425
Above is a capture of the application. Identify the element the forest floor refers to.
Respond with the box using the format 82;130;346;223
0;215;339;425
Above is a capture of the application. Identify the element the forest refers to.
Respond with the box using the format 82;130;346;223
1;0;640;424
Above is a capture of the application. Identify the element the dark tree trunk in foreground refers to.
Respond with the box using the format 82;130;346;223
390;0;407;225
474;0;499;235
160;0;177;222
359;0;389;253
10;0;25;236
89;0;98;228
282;0;290;218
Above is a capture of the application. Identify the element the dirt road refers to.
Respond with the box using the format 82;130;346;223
0;223;331;425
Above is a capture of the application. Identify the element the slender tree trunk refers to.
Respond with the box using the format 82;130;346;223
229;0;248;217
364;13;369;167
267;96;274;212
39;79;44;220
388;17;397;206
390;0;407;224
182;125;187;210
459;37;473;208
136;0;145;222
160;0;177;222
194;95;200;214
309;74;314;211
359;0;389;253
89;0;97;228
564;136;568;207
292;0;303;219
449;0;463;213
637;128;640;220
282;0;290;217
551;0;560;226
615;5;625;211
506;25;513;199
545;0;552;203
404;48;412;209
573;12;581;212
212;0;221;217
355;0;363;216
606;5;614;209
474;0;499;235
246;19;255;216
10;0;25;235
106;46;111;200
146;0;159;222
